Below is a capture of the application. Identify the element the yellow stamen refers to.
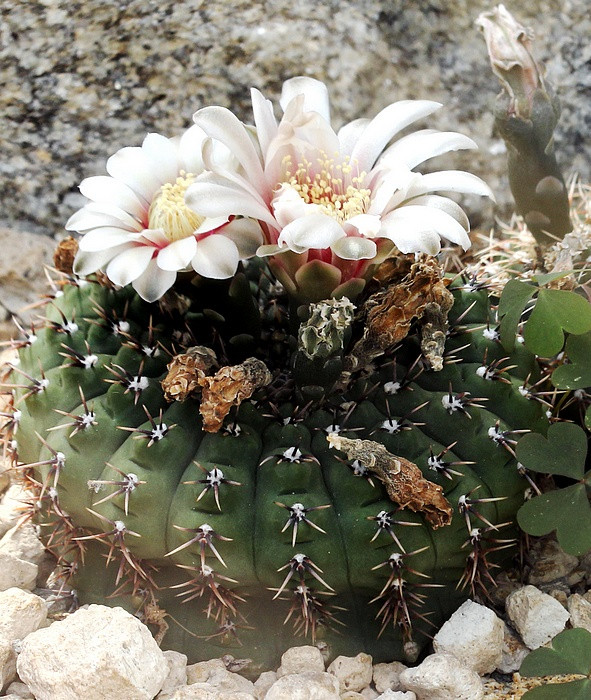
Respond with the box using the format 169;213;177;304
283;154;371;224
148;172;204;242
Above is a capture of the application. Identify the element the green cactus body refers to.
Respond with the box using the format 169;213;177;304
5;271;547;670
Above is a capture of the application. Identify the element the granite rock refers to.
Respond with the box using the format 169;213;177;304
2;1;590;237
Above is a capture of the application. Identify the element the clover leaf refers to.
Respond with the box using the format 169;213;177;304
516;422;591;556
552;331;591;390
520;628;591;699
498;280;591;356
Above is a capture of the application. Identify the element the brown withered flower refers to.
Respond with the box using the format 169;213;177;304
53;236;79;275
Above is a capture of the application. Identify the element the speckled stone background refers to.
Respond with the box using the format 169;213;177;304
2;0;590;240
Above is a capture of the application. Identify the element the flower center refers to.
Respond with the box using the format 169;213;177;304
148;172;205;242
282;154;371;223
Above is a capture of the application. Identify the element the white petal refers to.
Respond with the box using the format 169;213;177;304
331;236;377;260
141;133;179;184
350;101;442;172
278;214;345;253
272;184;320;228
404;170;495;200
401;195;470;231
220;218;264;258
345;214;383;238
178;125;207;174
381;227;443;255
156;236;198;271
78;227;140;252
367;166;420;215
73;244;132;277
338;118;370;157
194;216;230;234
191;235;240;279
280;77;331;122
79;176;146;220
381;205;471;250
106;146;164;202
66;203;142;232
251;87;278;155
378;130;478;171
106;245;155;286
256;243;284;257
185;174;277;228
139;228;170;246
132;258;177;302
192;106;266;193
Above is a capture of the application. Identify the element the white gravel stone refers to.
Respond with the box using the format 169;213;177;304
373;662;407;693
399;653;484;700
0;485;26;539
568;593;591;633
0;523;45;566
360;689;379;700
4;680;34;698
187;659;227;684
157;650;188;698
0;637;17;689
498;624;530;673
265;671;340;699
16;604;168;700
432;599;504;674
203;669;254;695
253;670;277;699
168;687;254;699
0;588;47;641
0;552;37;591
328;653;373;693
277;645;325;676
506;585;570;649
376;692;416;700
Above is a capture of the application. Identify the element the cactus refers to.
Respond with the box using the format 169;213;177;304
477;4;572;244
1;256;549;669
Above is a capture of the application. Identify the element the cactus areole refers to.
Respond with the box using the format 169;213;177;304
2;77;547;670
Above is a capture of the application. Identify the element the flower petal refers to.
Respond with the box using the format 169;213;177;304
156;236;198;271
381;204;471;251
404;170;496;201
345;214;383;238
402;194;470;231
132;258;177;302
106;146;164;202
79;176;146;220
78;227;142;252
278;214;345;253
279;77;331;122
338;118;370;157
251;87;278;156
141;133;179;184
106;245;156;287
191;235;240;279
178;124;207;174
220;218;264;258
185;174;277;228
331;236;377;260
73;244;132;277
378;130;478;171
192;106;266;193
66;203;143;232
350;100;442;172
272;184;320;228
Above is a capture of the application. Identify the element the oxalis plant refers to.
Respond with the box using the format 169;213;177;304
0;5;590;677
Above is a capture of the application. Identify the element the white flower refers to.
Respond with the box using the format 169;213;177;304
67;126;263;302
186;77;494;298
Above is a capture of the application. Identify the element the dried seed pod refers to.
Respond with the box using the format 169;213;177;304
53;236;79;275
162;346;218;402
198;357;272;432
